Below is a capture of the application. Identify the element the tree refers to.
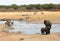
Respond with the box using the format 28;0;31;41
41;4;54;10
25;4;34;9
35;4;42;9
10;4;19;9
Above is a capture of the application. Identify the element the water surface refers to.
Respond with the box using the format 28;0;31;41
0;21;60;34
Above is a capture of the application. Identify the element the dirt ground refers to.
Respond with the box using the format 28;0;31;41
0;25;60;41
0;11;60;23
0;11;60;41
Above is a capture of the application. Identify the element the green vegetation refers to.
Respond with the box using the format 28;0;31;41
0;4;60;11
24;4;34;9
10;4;19;9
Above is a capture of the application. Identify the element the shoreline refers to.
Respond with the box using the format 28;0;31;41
0;22;60;41
0;11;60;23
0;31;60;41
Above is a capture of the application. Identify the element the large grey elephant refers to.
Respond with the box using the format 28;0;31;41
41;20;52;34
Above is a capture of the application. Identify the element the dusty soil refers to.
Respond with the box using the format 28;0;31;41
0;11;60;41
0;11;60;23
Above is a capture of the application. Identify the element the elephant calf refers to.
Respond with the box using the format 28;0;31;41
41;20;52;35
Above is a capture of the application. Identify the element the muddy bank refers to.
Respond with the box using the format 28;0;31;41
0;11;60;23
0;31;60;41
0;22;60;41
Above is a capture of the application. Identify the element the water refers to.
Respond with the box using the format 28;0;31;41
0;21;60;34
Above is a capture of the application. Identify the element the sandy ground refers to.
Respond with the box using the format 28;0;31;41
0;24;11;32
0;11;60;23
0;24;60;41
0;32;60;41
0;11;60;41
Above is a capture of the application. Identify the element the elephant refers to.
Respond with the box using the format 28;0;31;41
41;27;51;34
44;20;52;28
41;20;52;34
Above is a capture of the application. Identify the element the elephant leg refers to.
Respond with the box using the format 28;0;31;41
48;30;50;34
46;30;50;34
41;30;44;34
41;28;44;34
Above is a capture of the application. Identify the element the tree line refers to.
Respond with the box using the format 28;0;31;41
0;4;60;12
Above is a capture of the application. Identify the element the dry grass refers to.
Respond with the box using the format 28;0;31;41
0;11;60;23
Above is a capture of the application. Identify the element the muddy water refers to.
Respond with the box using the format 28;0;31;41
0;21;60;34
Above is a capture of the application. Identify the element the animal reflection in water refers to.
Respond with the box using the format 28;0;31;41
41;20;52;35
5;21;13;28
